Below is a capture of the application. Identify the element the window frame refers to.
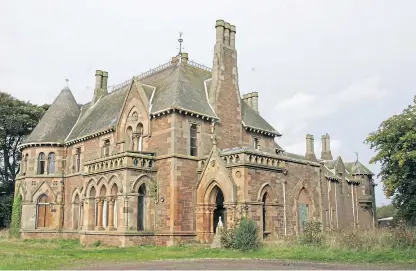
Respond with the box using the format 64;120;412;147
190;123;198;157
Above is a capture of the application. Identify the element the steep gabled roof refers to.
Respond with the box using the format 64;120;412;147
65;86;129;141
142;64;216;118
241;101;281;136
23;87;80;144
345;161;374;175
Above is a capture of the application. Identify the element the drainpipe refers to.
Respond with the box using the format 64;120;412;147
327;180;331;230
351;184;355;227
283;180;287;236
335;184;339;229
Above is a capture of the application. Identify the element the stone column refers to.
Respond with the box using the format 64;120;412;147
107;198;115;230
124;196;129;230
195;205;205;242
96;199;104;230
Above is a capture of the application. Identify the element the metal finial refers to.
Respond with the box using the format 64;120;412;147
177;32;184;56
355;152;359;162
65;78;69;88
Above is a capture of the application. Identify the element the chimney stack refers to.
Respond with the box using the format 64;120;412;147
305;134;317;161
224;22;231;46
251;92;258;113
93;69;108;104
321;133;333;160
171;56;179;65
242;92;259;113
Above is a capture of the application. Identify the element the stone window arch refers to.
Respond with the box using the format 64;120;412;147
37;153;46;175
48;152;56;174
36;194;51;228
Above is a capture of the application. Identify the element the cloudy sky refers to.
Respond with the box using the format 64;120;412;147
2;0;415;206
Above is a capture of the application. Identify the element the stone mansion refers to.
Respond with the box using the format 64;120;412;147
15;19;376;246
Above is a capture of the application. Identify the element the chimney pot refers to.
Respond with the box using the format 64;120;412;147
224;22;231;46
102;71;108;91
95;70;103;90
305;134;317;161
321;133;333;160
251;92;259;113
230;25;236;48
215;19;225;44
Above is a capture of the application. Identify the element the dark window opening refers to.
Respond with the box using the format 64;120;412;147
76;148;81;172
103;139;110;157
38;153;46;174
190;124;198;157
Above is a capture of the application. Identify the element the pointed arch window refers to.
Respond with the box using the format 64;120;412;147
75;148;81;172
137;123;144;152
38;153;46;175
126;126;133;151
48;152;56;174
138;183;146;231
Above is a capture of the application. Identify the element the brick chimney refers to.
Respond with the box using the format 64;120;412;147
305;134;317;161
209;19;242;149
181;52;188;64
93;70;108;104
321;133;333;160
242;92;259;113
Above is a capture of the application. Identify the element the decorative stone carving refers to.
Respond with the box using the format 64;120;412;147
235;171;241;178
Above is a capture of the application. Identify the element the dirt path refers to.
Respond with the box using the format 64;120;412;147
76;259;415;270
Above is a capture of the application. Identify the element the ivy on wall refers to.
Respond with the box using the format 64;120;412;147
9;189;22;239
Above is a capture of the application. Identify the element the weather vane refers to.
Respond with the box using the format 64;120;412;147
355;152;359;162
177;32;184;56
65;78;69;88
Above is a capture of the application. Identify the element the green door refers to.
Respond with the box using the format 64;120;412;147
298;203;309;232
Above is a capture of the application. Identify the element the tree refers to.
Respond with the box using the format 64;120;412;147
365;96;416;225
376;204;397;219
0;91;48;228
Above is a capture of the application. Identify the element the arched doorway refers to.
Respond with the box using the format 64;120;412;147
137;183;146;231
36;194;51;228
213;188;225;233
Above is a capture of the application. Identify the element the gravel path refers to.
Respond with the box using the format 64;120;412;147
76;259;415;270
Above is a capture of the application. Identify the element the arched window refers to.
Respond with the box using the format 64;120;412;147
138;184;146;231
37;153;46;175
126;127;133;151
137;123;144;152
36;194;51;228
89;186;96;228
48;152;56;174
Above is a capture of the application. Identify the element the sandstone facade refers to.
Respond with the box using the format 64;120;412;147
15;20;376;247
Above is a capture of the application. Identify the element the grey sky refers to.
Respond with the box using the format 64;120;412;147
2;0;415;206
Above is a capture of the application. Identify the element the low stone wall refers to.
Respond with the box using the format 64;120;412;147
20;230;197;247
21;230;79;240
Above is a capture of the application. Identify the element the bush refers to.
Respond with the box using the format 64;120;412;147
298;221;323;245
9;193;22;239
221;217;260;251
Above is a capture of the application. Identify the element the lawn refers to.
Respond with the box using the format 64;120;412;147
0;238;416;270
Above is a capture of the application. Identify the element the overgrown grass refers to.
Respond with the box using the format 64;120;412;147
0;234;415;270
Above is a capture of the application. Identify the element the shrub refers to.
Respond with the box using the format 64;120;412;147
92;240;102;247
298;221;323;245
9;193;22;239
221;217;260;251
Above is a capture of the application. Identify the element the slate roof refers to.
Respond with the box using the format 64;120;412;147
66;86;129;141
345;161;374;175
23;87;80;144
24;61;281;145
141;64;216;118
241;101;280;135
